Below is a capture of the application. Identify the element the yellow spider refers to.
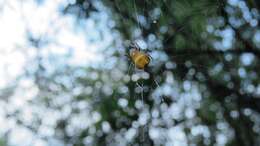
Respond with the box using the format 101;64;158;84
128;42;152;69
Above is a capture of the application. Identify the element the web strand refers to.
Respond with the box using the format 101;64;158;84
133;0;142;32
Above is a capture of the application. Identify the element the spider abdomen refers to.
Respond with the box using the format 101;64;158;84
131;52;150;69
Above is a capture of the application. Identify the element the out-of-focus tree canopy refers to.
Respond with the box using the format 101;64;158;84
61;0;260;145
1;0;259;146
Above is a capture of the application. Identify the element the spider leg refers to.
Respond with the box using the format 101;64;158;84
125;54;131;60
136;82;142;88
130;42;141;51
129;42;136;49
134;43;141;51
127;63;134;75
145;49;152;53
147;54;153;61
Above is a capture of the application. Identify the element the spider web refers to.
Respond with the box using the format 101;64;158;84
116;0;229;144
123;0;226;100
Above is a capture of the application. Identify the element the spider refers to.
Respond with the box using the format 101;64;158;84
128;42;152;70
126;42;164;102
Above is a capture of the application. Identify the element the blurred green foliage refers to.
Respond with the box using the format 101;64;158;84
60;0;260;145
3;0;259;146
